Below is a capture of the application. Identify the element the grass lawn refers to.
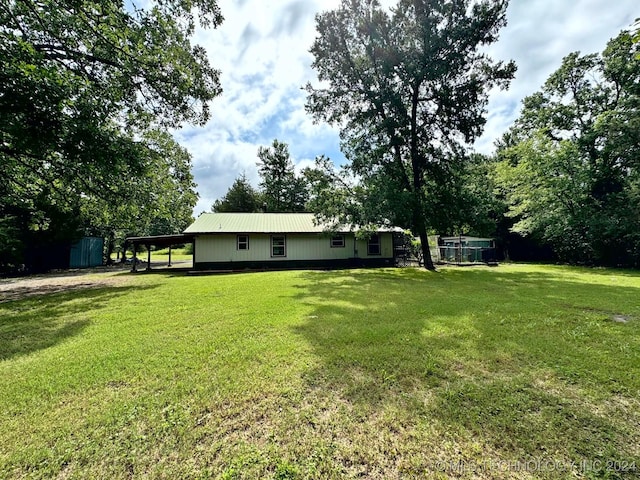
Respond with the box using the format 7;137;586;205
1;264;639;479
147;247;193;262
115;247;193;264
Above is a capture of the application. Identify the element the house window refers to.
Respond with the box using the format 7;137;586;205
237;235;249;250
271;235;286;257
330;235;345;248
367;234;381;255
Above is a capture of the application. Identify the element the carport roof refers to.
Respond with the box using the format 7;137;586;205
125;234;194;247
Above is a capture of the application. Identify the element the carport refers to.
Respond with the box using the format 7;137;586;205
124;234;194;272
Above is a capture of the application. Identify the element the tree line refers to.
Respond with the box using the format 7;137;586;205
216;4;638;268
494;31;639;266
304;0;638;269
2;0;638;273
1;0;219;272
212;140;308;213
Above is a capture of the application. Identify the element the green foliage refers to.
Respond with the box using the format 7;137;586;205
0;0;220;270
495;31;640;266
457;154;508;238
305;0;515;269
86;130;199;261
303;155;372;230
632;18;640;58
257;139;308;213
0;217;24;272
212;173;261;212
212;139;310;214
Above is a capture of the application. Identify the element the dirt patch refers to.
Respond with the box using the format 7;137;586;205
559;304;634;324
0;268;132;303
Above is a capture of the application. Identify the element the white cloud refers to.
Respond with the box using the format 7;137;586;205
476;0;636;154
175;0;638;214
293;158;317;176
178;0;346;213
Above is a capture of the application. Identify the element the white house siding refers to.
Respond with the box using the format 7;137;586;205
194;233;394;264
354;235;393;259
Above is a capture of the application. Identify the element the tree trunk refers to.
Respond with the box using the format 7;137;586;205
408;84;435;271
105;231;115;265
120;240;129;264
412;203;435;271
419;227;436;271
105;240;114;266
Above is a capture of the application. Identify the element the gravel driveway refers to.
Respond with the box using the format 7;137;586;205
0;268;132;303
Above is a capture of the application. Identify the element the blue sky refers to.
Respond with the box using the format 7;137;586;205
172;0;638;215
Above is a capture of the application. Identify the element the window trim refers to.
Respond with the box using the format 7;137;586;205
367;234;381;256
271;235;286;257
237;234;249;251
330;234;345;248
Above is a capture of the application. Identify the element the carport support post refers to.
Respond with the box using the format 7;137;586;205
168;245;172;267
132;244;137;272
146;244;152;271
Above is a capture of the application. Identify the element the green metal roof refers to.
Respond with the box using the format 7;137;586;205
184;213;330;234
184;213;399;234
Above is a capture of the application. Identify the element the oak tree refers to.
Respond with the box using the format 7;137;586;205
0;0;221;269
495;31;640;266
305;0;515;269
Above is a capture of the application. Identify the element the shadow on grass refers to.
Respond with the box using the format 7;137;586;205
0;284;160;361
292;267;640;464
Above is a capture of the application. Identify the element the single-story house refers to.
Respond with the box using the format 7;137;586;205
183;212;399;270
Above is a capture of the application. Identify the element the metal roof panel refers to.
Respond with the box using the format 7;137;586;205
184;213;329;234
183;213;401;234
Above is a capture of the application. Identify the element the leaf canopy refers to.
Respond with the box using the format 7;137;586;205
0;0;221;270
305;0;515;268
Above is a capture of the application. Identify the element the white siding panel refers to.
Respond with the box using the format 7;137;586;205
355;233;393;258
195;232;394;263
286;234;353;260
195;234;271;262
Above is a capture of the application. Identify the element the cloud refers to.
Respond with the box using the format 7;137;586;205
270;0;314;37
238;24;261;59
180;0;345;214
177;0;638;214
475;0;636;154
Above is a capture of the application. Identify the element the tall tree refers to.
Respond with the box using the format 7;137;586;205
257;139;308;212
304;156;371;228
212;174;261;212
305;0;515;269
82;130;199;262
495;31;640;266
0;0;221;270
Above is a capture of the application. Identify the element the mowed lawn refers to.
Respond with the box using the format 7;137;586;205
1;265;639;479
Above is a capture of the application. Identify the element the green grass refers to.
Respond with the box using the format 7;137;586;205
1;265;639;479
149;247;193;262
114;247;193;263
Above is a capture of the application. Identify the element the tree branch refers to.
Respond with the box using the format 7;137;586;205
33;43;123;69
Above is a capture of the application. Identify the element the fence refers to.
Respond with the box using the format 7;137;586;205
438;245;496;264
393;233;497;266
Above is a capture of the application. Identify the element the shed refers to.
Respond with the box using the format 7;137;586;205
69;237;104;268
184;213;399;271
